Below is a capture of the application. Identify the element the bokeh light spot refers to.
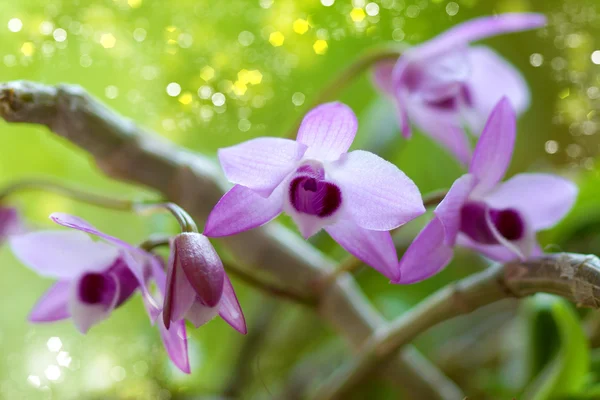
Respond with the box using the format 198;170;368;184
8;18;23;33
313;39;328;55
269;31;285;47
293;19;309;35
20;42;35;56
47;337;62;352
166;82;181;97
200;66;215;81
100;33;116;49
350;8;366;22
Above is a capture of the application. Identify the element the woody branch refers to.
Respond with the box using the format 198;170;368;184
0;80;462;400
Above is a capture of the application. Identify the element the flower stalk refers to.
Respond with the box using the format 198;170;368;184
0;178;200;234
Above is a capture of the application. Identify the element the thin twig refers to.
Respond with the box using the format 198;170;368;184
0;177;139;210
312;253;600;400
287;46;403;138
224;262;317;307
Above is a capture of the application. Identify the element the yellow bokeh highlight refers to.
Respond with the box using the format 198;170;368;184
100;33;117;49
127;0;142;8
293;19;309;35
200;66;215;81
166;26;177;33
20;42;35;56
350;8;366;22
178;92;193;105
233;81;248;96
238;69;263;85
313;39;328;55
269;31;285;47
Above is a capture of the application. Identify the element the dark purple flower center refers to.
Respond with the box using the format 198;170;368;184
289;164;342;218
79;273;109;304
78;257;138;307
460;202;525;245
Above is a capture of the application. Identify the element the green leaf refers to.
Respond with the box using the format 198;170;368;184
521;294;590;400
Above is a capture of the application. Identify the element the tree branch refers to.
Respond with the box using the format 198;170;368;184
0;80;462;400
312;253;600;400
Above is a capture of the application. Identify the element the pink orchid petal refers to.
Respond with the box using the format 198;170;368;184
411;13;547;61
10;231;119;279
50;212;161;317
469;97;516;193
218;138;306;197
434;174;477;246
204;184;283;237
69;273;120;334
297;102;358;161
325;219;399;281
406;105;472;165
50;213;134;250
158;317;190;374
29;281;71;322
186;300;220;328
396;98;412;138
389;61;414;138
372;60;396;96
412;49;471;102
163;241;195;328
396;217;454;284
484;173;578;231
327;150;425;231
218;274;247;334
285;211;328;239
464;46;530;133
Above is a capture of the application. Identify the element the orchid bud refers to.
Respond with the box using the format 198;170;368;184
174;233;225;307
163;233;225;328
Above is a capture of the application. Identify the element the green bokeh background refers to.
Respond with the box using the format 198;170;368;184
0;0;598;399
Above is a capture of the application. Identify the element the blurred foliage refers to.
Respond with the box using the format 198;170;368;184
0;0;598;399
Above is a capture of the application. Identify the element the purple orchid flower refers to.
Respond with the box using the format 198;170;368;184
373;13;546;164
204;102;425;281
163;232;247;335
396;98;578;284
10;212;191;373
0;207;21;242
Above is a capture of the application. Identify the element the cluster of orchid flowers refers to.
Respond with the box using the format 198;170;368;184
0;13;579;372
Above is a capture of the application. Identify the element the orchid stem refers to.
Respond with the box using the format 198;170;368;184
311;253;600;400
0;178;138;211
137;202;199;233
423;189;448;208
139;235;171;252
0;178;202;234
287;46;403;138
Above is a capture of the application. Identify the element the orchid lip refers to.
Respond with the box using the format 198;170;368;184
288;163;342;218
77;257;138;307
460;201;525;245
